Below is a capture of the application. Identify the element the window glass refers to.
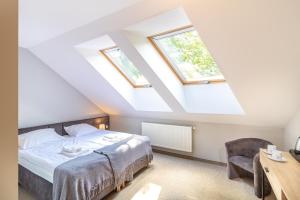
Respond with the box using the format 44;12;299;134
151;27;224;83
103;47;150;87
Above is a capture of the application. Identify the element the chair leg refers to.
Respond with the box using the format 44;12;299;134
116;181;126;192
116;185;121;192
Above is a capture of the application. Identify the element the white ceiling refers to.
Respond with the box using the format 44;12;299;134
20;0;300;128
19;0;142;47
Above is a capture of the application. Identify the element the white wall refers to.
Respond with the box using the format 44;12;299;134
110;115;284;163
284;108;300;150
18;48;105;128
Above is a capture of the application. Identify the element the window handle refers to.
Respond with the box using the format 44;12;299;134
264;167;269;173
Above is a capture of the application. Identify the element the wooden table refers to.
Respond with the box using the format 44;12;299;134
260;149;300;200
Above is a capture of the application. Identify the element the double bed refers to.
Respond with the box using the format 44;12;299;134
18;117;153;200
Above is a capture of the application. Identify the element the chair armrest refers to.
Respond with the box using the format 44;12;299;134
253;153;272;197
253;153;260;172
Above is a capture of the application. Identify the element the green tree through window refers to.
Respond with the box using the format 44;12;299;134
103;47;150;87
152;28;224;82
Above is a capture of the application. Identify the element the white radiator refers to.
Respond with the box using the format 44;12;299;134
142;122;192;152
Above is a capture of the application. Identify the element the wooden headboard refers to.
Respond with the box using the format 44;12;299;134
18;116;109;135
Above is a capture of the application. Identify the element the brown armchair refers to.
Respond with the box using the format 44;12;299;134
225;138;272;198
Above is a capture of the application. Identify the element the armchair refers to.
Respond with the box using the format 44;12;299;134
225;138;272;198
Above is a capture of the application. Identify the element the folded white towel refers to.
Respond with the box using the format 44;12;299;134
62;144;82;153
102;134;132;143
61;149;89;158
103;134;120;139
103;136;121;142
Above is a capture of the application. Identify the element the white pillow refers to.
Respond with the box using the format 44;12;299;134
19;128;63;150
64;123;97;137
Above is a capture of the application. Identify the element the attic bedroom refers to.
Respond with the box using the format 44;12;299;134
0;0;300;200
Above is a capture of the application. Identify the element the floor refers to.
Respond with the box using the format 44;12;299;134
19;153;275;200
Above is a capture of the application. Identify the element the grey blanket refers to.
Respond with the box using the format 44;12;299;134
94;135;152;188
53;135;152;200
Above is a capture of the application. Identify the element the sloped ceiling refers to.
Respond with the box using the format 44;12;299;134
19;0;143;47
19;0;300;127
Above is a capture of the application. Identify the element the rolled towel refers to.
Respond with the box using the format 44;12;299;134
62;144;82;153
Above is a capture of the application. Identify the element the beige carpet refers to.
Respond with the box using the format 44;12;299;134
19;153;275;200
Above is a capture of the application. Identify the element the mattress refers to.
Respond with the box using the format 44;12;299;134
18;130;134;183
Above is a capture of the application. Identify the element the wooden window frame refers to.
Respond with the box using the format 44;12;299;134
99;46;151;88
148;25;225;85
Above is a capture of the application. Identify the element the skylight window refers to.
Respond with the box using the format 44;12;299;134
149;26;225;84
101;47;151;88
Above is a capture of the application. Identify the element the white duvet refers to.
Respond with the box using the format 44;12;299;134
18;130;133;183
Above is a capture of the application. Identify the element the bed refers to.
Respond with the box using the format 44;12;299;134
18;117;153;200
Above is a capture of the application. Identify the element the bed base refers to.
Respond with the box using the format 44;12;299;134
19;155;151;200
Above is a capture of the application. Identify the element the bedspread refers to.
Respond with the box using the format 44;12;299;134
53;135;153;200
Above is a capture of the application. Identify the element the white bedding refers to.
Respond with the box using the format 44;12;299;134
18;130;133;183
